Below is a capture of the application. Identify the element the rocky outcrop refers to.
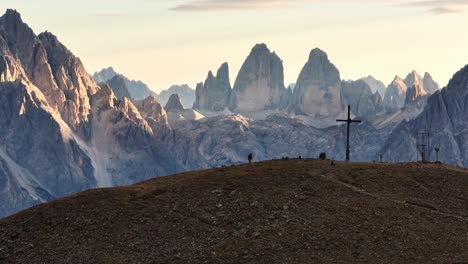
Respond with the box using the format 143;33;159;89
165;94;185;113
403;71;427;105
405;85;428;105
229;44;286;113
134;96;169;135
291;48;342;117
105;75;132;100
134;96;168;124
193;63;231;111
93;67;156;101
165;94;204;125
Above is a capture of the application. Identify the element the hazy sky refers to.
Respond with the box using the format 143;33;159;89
2;0;468;92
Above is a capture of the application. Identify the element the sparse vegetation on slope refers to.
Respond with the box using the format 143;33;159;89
0;160;467;263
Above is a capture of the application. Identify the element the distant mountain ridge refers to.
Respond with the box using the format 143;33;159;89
93;67;157;100
158;84;195;109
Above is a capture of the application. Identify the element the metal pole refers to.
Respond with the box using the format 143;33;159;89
346;105;351;162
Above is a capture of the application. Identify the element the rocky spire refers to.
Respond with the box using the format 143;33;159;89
383;76;407;112
229;43;286;113
134;96;168;124
194;62;231;111
165;94;185;113
423;72;440;94
404;70;426;95
291;48;342;117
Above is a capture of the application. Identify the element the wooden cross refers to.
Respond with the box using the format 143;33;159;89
336;105;361;162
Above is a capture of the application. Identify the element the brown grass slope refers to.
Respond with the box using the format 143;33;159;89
0;160;468;264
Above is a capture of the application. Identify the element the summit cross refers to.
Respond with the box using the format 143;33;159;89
336;105;361;162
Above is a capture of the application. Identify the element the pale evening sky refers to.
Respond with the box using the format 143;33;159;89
2;0;468;92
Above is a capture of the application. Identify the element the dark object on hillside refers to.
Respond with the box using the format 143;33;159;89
285;157;289;160
319;153;327;160
248;153;253;164
298;155;302;159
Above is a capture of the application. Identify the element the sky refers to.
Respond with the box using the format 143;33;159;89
2;0;468;92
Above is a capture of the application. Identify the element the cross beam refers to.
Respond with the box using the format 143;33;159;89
336;105;361;162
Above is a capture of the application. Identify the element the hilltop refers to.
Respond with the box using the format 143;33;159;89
0;160;467;263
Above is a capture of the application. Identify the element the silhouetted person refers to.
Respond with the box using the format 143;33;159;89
248;153;253;164
319;153;327;160
298;155;302;159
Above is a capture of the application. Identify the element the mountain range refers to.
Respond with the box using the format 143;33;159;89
1;9;463;218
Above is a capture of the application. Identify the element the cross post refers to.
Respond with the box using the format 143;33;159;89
336;105;361;162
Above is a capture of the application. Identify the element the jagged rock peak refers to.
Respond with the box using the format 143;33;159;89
360;75;386;95
93;67;118;83
106;75;132;100
217;62;229;79
291;47;341;116
165;94;185;112
308;48;330;62
423;72;440;94
383;76;408;112
229;43;285;112
252;43;269;52
194;62;231;111
2;9;22;22
134;96;168;125
404;70;423;87
207;70;214;79
445;64;468;93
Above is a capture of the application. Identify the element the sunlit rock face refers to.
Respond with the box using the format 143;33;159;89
0;10;101;134
134;96;168;124
382;65;468;166
384;76;407;112
0;80;96;217
0;10;180;218
291;48;342;117
229;44;287;113
194;62;231;112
